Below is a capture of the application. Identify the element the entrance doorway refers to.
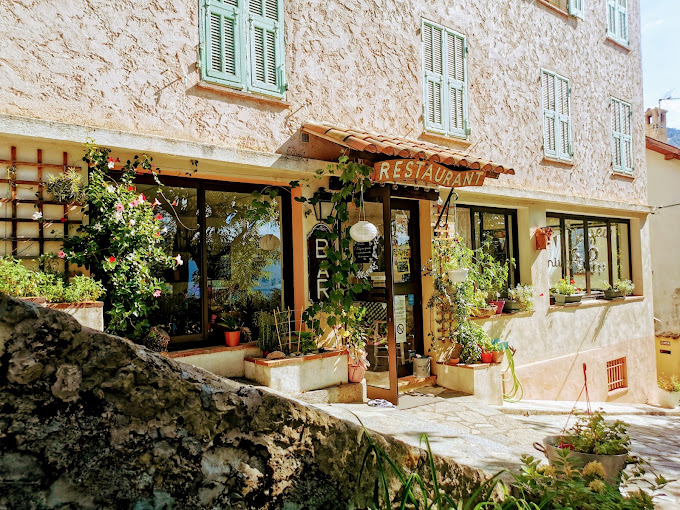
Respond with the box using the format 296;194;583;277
355;187;428;404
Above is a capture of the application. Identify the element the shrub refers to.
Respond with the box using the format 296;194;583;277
508;284;534;311
658;375;680;393
564;411;630;455
552;279;578;296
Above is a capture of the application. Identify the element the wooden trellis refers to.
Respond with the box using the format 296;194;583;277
0;146;83;269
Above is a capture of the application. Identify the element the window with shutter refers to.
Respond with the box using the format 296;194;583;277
542;69;572;162
199;0;286;98
607;0;629;46
611;97;633;174
422;20;468;138
568;0;585;19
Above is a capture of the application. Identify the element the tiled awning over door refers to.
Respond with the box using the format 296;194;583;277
302;122;515;179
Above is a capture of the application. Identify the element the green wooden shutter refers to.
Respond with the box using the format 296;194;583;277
607;0;628;44
423;22;445;133
201;0;243;87
248;0;285;97
611;98;623;172
445;30;468;137
556;76;572;160
569;0;584;19
620;100;633;173
618;0;629;44
542;70;557;159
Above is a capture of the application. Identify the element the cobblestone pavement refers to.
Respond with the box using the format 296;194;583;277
509;410;680;509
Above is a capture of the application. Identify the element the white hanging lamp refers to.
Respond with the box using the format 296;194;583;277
349;181;378;243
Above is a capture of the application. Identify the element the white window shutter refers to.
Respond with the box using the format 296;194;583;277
569;0;585;19
248;0;285;96
556;76;572;160
621;101;633;172
611;98;623;172
542;71;557;158
446;31;467;137
423;22;446;133
607;0;618;39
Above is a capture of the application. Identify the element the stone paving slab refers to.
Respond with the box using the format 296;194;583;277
500;399;680;416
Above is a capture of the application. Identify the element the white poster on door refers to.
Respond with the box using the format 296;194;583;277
394;295;406;344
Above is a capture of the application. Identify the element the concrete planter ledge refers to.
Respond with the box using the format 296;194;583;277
164;341;261;378
436;362;503;405
45;301;104;331
245;350;349;393
548;295;644;312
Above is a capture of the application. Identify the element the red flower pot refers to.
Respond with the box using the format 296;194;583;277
480;352;493;364
224;331;241;347
488;300;505;314
348;363;366;383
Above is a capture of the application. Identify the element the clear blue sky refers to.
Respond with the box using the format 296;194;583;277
642;0;680;128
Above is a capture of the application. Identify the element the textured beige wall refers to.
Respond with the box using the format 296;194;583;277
647;149;680;334
0;0;645;205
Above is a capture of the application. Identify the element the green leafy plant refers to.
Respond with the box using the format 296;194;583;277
218;311;243;332
468;237;512;301
604;279;635;296
46;167;86;203
562;412;630;455
658;375;680;393
338;305;371;368
64;142;181;340
552;279;579;296
63;275;105;302
507;284;534;311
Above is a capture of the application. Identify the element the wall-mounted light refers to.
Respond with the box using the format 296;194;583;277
312;187;334;223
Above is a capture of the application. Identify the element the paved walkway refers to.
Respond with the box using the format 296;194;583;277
310;388;679;508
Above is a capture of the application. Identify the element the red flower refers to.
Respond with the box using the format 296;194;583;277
108;256;116;263
155;213;162;220
127;186;136;192
154;232;161;237
539;293;544;297
60;217;67;223
570;279;576;284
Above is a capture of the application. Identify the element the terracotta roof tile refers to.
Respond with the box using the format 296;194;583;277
302;122;515;177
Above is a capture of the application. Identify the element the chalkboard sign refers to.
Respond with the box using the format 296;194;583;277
354;239;377;264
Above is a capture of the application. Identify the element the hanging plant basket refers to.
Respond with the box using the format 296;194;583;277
447;268;469;283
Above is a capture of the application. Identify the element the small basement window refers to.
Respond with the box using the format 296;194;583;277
606;357;627;392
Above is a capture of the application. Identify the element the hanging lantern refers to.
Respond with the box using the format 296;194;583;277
258;234;280;251
349;220;378;243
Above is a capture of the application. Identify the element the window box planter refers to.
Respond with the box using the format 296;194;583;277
244;350;349;393
603;289;624;300
503;300;522;312
657;388;680;409
552;293;583;305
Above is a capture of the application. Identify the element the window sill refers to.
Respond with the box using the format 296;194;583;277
470;310;535;321
548;295;644;312
611;171;635;180
420;130;471;146
605;37;631;52
541;156;573;167
195;80;291;108
607;386;629;399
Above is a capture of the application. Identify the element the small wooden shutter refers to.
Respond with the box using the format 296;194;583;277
446;30;467;137
556;76;571;160
423;22;445;133
202;0;242;87
542;71;557;158
248;0;285;96
569;0;584;19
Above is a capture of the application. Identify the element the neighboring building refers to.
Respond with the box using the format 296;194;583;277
645;108;680;379
0;0;655;404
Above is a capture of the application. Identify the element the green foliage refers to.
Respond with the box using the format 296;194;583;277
63;142;179;340
0;256;104;303
218;311;243;332
658;375;680;392
432;236;472;272
339;305;371;367
46;167;86;203
552;279;578;296
604;279;635;296
468;237;511;301
507;284;534;312
564;412;630;455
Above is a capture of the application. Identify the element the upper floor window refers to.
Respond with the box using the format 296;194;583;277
607;0;629;46
541;69;572;162
422;20;468;138
611;97;633;174
568;0;585;18
199;0;286;98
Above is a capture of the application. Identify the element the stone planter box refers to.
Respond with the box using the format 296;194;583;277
46;301;104;331
435;362;503;405
164;342;261;378
245;350;348;393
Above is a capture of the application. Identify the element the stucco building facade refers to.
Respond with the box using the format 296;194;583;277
0;0;655;403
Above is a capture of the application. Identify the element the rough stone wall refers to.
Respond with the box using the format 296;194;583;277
0;0;645;204
0;294;487;509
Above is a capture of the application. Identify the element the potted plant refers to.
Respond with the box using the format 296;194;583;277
539;411;630;484
505;284;534;312
341;306;371;383
467;238;511;314
657;375;680;409
219;311;244;347
551;279;584;305
603;279;634;300
432;237;471;283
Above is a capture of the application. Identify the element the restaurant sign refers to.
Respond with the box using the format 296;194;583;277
373;159;486;188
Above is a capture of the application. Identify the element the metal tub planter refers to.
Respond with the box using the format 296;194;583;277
537;435;628;485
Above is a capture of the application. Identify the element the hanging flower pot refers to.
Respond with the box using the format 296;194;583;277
349;220;378;243
447;268;469;283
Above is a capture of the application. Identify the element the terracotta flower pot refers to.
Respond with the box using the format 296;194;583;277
348;363;366;383
446;358;460;366
491;350;505;363
224;330;241;347
480;352;493;364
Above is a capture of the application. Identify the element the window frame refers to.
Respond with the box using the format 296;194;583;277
546;212;632;296
132;173;294;346
606;0;629;47
421;19;469;139
199;0;287;99
610;96;634;175
541;68;573;163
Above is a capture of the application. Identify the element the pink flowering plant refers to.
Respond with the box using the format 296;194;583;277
64;143;181;340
